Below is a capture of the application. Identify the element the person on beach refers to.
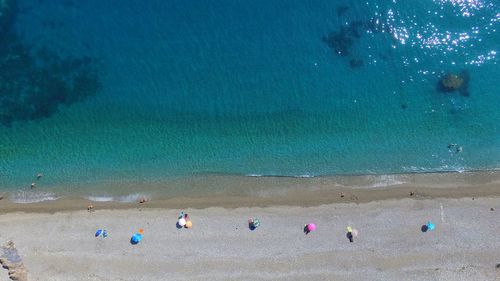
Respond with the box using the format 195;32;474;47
346;226;354;243
346;226;359;242
248;218;260;231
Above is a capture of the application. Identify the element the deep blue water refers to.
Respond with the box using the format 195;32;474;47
0;0;499;200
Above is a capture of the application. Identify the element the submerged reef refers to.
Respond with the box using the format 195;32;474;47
0;0;100;127
323;2;397;70
322;21;368;57
322;10;386;69
0;0;16;34
322;31;353;57
437;70;470;96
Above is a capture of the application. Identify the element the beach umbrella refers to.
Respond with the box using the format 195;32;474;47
426;221;435;231
131;230;144;245
185;220;192;228
307;223;316;232
95;229;103;237
130;233;142;244
178;218;186;227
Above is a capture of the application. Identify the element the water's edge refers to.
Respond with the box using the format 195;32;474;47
1;170;499;208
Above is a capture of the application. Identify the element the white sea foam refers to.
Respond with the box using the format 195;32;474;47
85;194;150;203
245;174;263;177
245;173;315;178
116;193;150;203
294;174;315;178
370;175;406;188
9;191;60;204
86;196;115;202
402;165;469;174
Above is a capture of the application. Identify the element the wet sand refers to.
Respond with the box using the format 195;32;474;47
1;171;500;213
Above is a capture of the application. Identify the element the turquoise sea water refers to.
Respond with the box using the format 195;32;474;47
0;0;499;201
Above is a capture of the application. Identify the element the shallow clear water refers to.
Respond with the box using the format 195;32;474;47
0;0;499;199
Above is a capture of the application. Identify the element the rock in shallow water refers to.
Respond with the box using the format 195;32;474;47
437;70;470;96
0;241;28;281
440;74;463;91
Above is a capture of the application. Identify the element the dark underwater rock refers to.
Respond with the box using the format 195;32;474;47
437;70;470;96
323;20;374;59
0;0;101;127
323;32;352;56
439;74;463;91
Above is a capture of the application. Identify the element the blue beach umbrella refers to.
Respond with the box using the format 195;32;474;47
426;221;435;231
130;234;142;244
130;229;144;245
95;229;103;237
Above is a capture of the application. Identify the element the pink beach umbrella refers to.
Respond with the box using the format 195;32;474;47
306;223;316;232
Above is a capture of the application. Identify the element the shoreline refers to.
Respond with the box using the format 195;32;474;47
1;170;499;214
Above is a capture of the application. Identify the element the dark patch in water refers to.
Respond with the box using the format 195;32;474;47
0;0;101;127
336;5;349;17
349;58;363;68
322;17;387;68
322;31;352;57
436;70;470;97
0;0;17;34
322;21;369;57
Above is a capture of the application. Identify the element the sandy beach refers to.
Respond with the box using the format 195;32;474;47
1;0;499;280
1;195;499;281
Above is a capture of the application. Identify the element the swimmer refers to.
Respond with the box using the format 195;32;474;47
30;182;36;189
36;173;43;179
456;146;463;153
447;143;457;149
